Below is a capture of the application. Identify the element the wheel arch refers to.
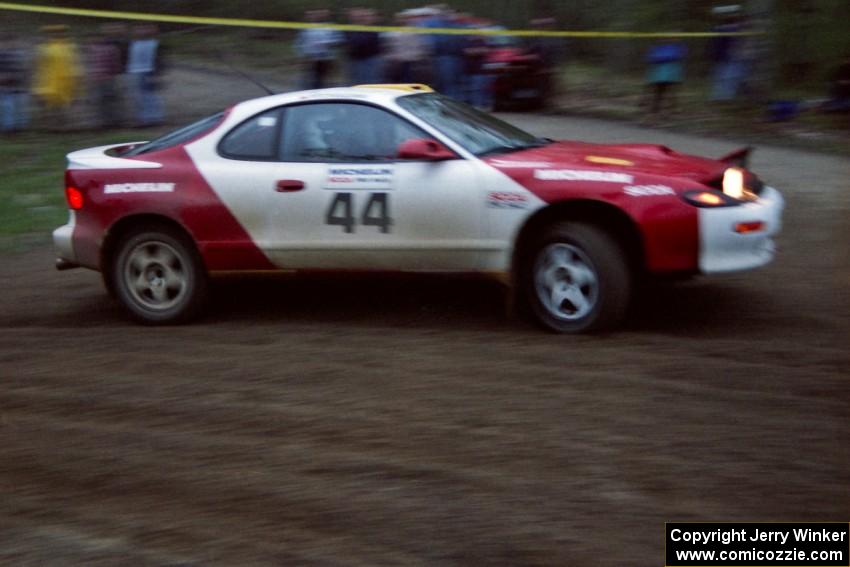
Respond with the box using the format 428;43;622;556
100;213;197;273
512;199;645;280
101;213;210;324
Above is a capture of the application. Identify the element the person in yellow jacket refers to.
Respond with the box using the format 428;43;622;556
33;25;81;111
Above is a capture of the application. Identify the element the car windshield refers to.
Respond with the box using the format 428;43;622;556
396;93;549;157
121;112;225;156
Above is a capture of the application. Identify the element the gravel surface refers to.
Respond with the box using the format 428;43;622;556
1;110;848;566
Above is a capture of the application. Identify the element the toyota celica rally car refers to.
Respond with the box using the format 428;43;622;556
53;84;783;332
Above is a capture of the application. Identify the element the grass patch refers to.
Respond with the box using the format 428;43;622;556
0;128;162;245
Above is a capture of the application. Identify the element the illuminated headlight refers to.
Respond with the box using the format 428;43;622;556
722;167;744;198
722;168;758;202
682;189;737;207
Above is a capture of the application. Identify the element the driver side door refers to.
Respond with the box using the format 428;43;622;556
264;101;487;271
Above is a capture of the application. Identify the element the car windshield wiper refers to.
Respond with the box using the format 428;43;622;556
521;137;554;149
476;143;528;157
476;139;552;157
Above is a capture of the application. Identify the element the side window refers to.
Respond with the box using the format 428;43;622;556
280;103;428;162
219;109;281;160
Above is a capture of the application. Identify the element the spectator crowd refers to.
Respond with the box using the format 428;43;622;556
294;5;560;111
1;4;558;135
1;3;847;134
0;22;166;133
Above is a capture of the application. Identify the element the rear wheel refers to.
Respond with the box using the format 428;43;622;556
521;222;631;333
110;226;208;324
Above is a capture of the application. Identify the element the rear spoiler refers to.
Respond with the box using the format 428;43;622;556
719;146;752;169
66;143;161;171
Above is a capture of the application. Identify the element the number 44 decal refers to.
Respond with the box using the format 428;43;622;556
325;192;392;234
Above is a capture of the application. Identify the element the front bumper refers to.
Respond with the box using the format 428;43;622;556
698;186;784;273
52;211;77;269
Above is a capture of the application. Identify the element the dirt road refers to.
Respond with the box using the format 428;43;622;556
1;112;848;566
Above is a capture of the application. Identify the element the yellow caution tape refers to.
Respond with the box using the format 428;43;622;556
0;2;761;38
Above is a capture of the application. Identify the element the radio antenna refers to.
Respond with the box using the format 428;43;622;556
215;47;277;96
163;26;278;96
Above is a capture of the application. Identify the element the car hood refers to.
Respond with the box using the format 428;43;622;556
485;141;728;188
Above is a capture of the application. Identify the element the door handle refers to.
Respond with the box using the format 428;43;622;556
275;179;305;192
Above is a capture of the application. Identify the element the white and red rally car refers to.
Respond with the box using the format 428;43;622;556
53;84;783;332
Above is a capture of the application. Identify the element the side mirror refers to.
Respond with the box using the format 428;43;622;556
397;138;456;161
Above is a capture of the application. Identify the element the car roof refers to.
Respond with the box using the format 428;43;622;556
230;84;433;117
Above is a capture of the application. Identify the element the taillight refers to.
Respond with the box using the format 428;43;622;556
65;186;84;210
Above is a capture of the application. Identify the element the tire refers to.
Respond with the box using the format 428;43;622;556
520;222;631;333
110;225;208;324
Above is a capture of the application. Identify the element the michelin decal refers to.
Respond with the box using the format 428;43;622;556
325;166;394;190
534;169;634;183
104;183;175;194
623;184;675;197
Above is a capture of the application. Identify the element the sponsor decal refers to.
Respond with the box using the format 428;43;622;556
325;166;394;190
534;169;634;183
489;159;552;168
623;184;675;197
585;155;634;166
104;182;175;194
487;191;529;209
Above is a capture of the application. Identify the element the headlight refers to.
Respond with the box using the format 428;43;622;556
722;167;758;202
722;167;745;199
683;168;761;207
682;189;739;208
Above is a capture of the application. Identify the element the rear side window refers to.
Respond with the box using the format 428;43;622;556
218;109;282;161
122;112;224;156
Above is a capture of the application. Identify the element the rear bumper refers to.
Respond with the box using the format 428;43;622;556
698;186;784;273
52;212;78;268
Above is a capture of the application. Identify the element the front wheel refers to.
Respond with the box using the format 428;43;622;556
521;223;631;333
110;226;208;324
